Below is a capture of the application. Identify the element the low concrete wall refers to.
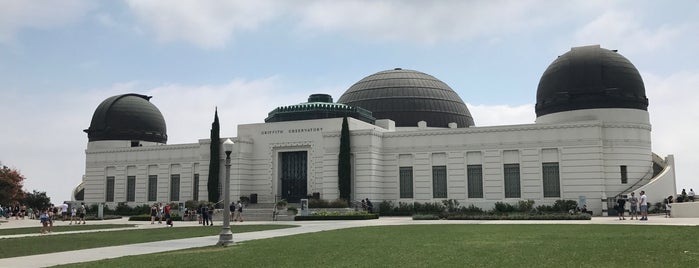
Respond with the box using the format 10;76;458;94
671;202;699;218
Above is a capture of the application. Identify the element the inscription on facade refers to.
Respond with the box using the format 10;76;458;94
261;128;323;135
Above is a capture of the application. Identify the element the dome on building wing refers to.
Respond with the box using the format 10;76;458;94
265;94;375;123
337;68;475;128
535;45;648;117
84;93;167;143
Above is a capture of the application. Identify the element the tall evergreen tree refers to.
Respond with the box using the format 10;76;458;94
338;117;351;201
207;108;221;203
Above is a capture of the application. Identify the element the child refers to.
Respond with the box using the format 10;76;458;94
39;210;49;234
69;207;77;225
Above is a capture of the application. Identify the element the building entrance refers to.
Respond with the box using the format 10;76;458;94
280;151;307;203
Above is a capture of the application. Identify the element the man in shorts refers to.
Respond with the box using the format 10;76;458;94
639;191;648;221
78;202;87;224
628;192;639;220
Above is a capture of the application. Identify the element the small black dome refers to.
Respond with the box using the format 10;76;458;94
338;69;474;128
84;93;167;143
536;45;648;117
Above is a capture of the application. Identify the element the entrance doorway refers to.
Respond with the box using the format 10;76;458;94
280;151;307;203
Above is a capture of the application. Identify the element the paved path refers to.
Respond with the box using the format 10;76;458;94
1;215;698;267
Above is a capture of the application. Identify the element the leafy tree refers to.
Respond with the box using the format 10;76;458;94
207;108;221;203
338;117;351;202
22;190;51;210
0;165;26;205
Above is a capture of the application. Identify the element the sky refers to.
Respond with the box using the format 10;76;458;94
1;1;698;203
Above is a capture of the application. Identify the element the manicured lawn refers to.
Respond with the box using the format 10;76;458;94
0;224;135;236
0;225;296;258
63;224;699;267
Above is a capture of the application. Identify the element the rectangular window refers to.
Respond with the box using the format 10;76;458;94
467;164;484;198
170;174;180;201
542;162;560;198
105;176;115;202
432;165;447;198
620;165;628;184
126;176;136;202
504;163;521;198
399;167;413;198
193;174;200;201
148;175;157;202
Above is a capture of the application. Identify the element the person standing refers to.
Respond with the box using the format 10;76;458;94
207;204;214;226
365;198;373;214
665;195;673;218
61;202;69;221
201;204;209;226
616;196;626;220
39;209;50;234
689;189;695;202
164;203;172;227
157;203;163;224
69;206;77;225
78;202;87;224
639;191;648;221
228;201;237;221
150;203;157;224
628;192;639;220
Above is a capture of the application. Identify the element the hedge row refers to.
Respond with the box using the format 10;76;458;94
294;214;379;221
411;213;591;221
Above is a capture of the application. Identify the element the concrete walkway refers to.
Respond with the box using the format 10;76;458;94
1;215;698;267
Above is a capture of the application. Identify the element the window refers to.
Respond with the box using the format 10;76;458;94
432;166;447;198
170;174;180;201
399;167;413;198
467;165;483;198
126;176;136;202
542;162;560;198
620;165;628;184
193;174;199;201
106;176;115;202
504;164;520;198
148;175;157;202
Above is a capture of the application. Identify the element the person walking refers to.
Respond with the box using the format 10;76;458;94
78;202;87;224
229;201;236;221
69;206;77;225
207;205;214;226
665;196;673;218
639;191;648;221
628;192;639;220
150;203;158;224
616;196;626;220
233;201;244;222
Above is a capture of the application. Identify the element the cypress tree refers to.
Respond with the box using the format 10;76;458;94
207;108;221;203
338;117;351;201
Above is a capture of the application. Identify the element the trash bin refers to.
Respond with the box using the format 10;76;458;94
250;193;258;204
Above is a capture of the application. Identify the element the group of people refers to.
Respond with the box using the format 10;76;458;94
149;203;173;226
616;190;649;221
229;200;244;222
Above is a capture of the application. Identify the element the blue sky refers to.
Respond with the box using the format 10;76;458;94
1;1;697;202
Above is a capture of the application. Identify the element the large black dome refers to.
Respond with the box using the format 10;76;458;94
337;68;475;128
84;93;167;143
536;45;648;117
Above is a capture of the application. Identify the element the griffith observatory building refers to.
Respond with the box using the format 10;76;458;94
75;45;677;215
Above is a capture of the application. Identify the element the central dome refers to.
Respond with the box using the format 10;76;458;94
338;68;474;128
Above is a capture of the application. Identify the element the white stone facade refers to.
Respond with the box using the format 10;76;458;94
81;106;675;215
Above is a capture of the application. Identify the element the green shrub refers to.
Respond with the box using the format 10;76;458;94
517;200;535;213
294;212;378;221
458;204;484;214
447;213;590;220
493;202;517;213
442;199;461;213
309;199;348;208
553;200;578;212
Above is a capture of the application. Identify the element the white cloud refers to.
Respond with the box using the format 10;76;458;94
125;0;284;48
0;0;93;44
574;11;684;54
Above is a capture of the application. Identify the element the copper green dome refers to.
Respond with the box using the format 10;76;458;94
338;68;474;128
84;93;167;143
536;45;648;117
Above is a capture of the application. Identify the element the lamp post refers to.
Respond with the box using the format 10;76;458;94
217;138;234;246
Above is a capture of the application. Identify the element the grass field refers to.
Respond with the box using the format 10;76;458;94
61;224;699;267
0;224;296;258
0;224;135;236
